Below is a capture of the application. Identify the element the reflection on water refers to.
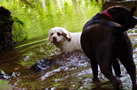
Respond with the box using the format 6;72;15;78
0;35;137;90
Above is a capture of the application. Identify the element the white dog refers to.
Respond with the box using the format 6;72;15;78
48;27;82;53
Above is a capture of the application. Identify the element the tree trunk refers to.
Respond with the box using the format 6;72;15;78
0;7;14;50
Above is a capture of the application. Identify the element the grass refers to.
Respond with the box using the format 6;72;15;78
0;80;12;89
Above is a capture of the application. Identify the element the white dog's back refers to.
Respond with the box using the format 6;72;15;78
61;32;82;53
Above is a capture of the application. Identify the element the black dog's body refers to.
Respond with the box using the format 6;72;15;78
81;6;137;89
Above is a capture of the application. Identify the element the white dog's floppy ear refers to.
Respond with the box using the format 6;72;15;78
61;28;71;41
47;35;50;41
47;30;51;42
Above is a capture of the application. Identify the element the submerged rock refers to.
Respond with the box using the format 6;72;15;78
30;50;89;73
30;59;52;72
0;70;9;79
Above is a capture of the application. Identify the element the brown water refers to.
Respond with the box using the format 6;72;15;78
0;35;137;90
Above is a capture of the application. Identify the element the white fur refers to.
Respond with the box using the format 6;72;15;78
48;27;82;53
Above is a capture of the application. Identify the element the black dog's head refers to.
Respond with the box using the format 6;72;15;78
107;6;137;29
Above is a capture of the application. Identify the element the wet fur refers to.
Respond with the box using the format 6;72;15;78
81;6;137;90
48;27;82;53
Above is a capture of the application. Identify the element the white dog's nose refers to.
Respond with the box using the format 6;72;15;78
53;37;57;40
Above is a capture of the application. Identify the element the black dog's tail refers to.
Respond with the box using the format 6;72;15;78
123;7;136;32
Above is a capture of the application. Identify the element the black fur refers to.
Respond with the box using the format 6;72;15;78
81;6;137;90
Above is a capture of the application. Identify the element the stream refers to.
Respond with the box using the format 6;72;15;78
0;34;137;90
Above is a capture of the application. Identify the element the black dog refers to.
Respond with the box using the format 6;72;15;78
81;6;137;90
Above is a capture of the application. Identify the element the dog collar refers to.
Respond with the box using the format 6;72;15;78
103;10;115;21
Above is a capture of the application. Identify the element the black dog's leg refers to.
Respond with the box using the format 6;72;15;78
90;58;99;81
100;62;120;90
100;66;121;90
83;52;98;80
81;37;99;81
119;57;137;89
119;55;137;90
95;48;121;90
118;38;137;90
113;59;121;77
82;49;99;81
100;64;121;90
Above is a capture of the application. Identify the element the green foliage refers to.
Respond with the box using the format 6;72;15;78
0;80;12;89
0;0;101;46
12;17;27;44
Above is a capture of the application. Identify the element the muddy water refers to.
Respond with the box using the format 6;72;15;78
0;35;137;90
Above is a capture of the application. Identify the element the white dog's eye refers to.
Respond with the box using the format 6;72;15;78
51;33;53;36
57;32;61;36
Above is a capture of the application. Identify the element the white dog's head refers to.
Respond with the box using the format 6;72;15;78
48;27;71;47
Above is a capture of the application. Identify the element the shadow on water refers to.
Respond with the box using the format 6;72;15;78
0;34;137;90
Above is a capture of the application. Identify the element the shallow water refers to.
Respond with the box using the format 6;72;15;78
1;0;137;89
0;35;137;90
